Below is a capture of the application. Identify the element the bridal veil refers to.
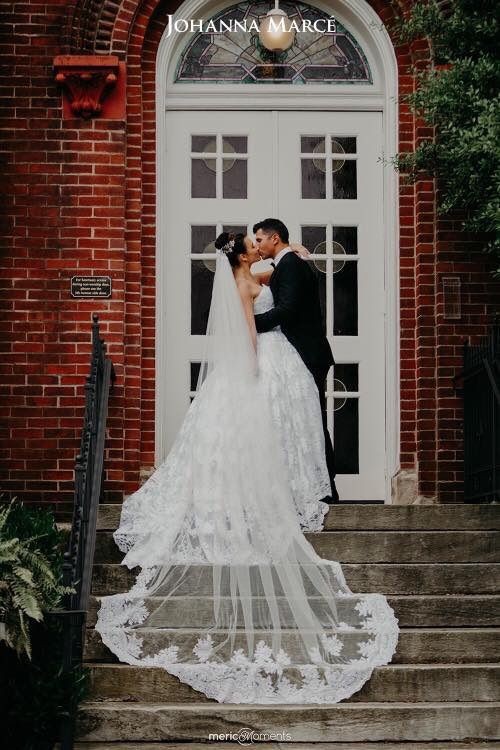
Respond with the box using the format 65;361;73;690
95;249;399;703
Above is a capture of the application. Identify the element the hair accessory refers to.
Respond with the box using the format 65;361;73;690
221;238;235;254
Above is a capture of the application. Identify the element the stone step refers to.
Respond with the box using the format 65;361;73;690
73;744;500;750
85;663;500;704
97;503;500;532
88;594;500;628
76;701;500;742
84;626;500;665
91;562;500;596
94;530;500;564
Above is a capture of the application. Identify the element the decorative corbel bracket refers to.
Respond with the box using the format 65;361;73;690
53;55;124;119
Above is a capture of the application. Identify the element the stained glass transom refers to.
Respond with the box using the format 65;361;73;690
174;1;372;84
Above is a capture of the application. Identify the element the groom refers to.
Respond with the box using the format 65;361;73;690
253;218;340;504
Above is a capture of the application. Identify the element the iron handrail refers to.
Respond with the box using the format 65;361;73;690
56;313;115;748
455;316;500;503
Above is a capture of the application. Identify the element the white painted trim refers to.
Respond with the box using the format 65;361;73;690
165;92;386;110
155;0;400;502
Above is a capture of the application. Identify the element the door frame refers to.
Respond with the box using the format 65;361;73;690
155;0;400;503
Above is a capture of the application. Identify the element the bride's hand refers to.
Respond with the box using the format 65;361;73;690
290;242;311;259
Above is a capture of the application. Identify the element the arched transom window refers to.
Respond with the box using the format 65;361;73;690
174;1;372;84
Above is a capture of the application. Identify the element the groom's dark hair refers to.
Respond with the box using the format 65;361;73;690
253;218;289;244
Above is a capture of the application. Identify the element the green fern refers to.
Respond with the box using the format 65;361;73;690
0;537;21;564
0;499;74;658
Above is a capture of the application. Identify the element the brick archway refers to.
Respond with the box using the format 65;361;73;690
63;0;437;500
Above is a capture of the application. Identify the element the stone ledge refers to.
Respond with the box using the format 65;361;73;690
72;743;500;750
84;626;500;665
75;701;500;743
96;503;500;531
85;663;500;704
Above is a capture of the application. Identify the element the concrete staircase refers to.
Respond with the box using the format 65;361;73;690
76;503;500;747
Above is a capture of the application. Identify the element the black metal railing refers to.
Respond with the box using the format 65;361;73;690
457;317;500;503
58;313;115;748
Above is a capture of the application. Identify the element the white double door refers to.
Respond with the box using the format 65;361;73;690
160;110;386;501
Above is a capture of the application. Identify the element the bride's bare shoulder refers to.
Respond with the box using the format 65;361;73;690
236;277;261;299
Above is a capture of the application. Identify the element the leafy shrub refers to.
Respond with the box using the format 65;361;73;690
0;499;88;749
388;0;500;273
0;500;72;656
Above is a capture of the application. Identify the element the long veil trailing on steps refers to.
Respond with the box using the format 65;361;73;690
95;250;399;703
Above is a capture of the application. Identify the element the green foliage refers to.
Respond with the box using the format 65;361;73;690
388;0;500;273
0;498;89;748
0;499;73;657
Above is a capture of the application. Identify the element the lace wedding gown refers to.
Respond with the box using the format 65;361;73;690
95;253;399;704
255;283;330;530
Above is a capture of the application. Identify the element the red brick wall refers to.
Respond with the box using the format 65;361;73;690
0;2;128;511
434;207;498;502
0;0;498;511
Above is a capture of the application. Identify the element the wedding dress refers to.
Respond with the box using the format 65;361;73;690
255;283;330;531
95;250;399;704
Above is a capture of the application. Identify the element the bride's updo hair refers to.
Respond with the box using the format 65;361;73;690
214;231;247;268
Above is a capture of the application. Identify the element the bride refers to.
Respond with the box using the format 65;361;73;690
219;231;332;531
95;231;399;704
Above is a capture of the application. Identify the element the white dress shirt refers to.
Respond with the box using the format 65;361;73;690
272;246;292;266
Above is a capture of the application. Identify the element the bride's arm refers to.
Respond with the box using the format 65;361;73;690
253;269;273;286
289;242;311;258
236;280;258;352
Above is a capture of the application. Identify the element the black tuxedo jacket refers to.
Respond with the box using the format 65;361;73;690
254;251;334;374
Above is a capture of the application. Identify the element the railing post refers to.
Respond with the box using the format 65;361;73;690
460;318;500;503
55;314;115;749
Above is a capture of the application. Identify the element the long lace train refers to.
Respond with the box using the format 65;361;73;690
94;252;399;703
95;372;399;704
96;554;399;704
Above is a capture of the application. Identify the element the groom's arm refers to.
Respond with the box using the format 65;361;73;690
254;262;303;332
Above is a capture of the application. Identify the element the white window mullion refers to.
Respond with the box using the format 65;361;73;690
273;112;279;216
326;221;334;437
326;132;332;202
216;133;222;200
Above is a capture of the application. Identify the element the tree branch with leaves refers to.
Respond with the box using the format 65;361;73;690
387;0;500;274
